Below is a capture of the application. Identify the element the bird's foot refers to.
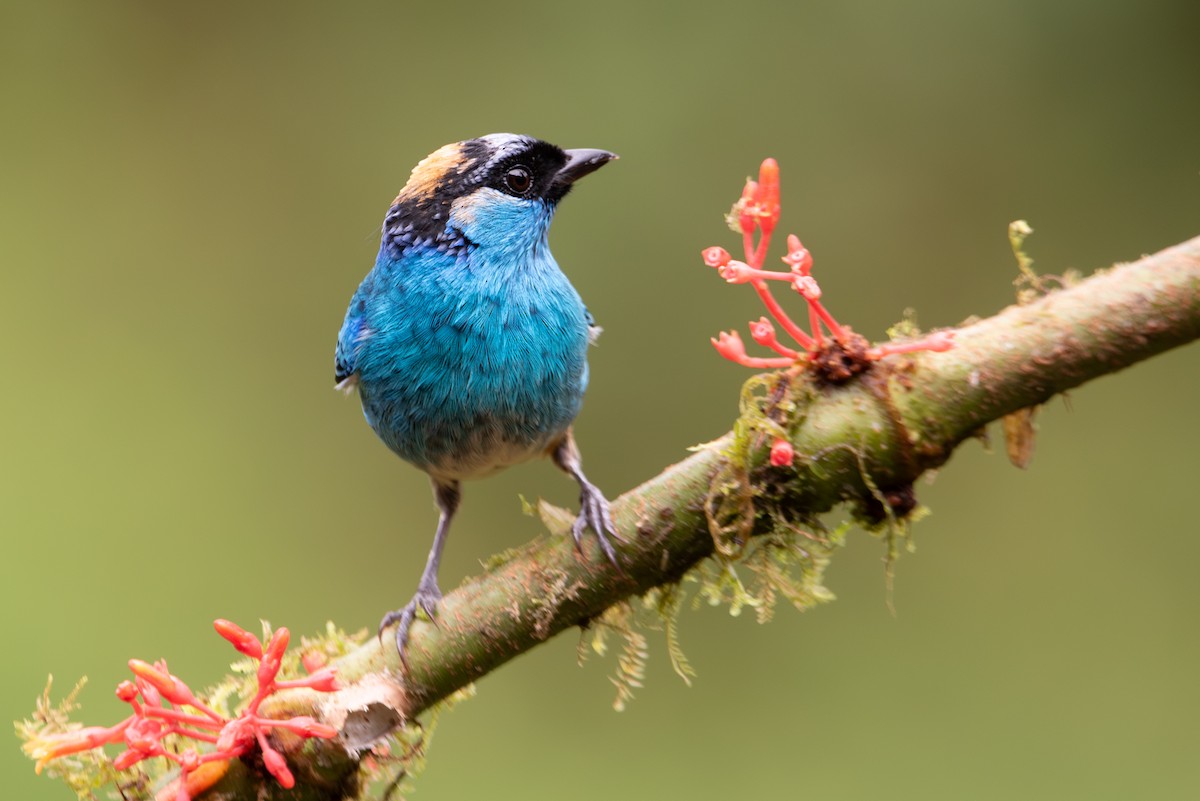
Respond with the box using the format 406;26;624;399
573;481;625;569
378;582;443;665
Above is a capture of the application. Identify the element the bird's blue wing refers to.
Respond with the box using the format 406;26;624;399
335;283;371;387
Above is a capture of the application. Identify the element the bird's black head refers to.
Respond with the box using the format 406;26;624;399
383;134;616;256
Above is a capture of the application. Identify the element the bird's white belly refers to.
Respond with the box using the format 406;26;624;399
424;425;559;482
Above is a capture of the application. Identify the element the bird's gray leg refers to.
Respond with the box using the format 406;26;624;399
551;430;624;568
379;479;461;663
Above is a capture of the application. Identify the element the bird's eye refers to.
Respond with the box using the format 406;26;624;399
503;165;533;195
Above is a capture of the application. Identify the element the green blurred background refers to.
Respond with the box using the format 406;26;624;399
3;1;1198;798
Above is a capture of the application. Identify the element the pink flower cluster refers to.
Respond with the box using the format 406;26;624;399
705;158;955;368
703;159;955;465
32;620;340;801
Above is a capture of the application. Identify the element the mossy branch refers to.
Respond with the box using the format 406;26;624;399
242;233;1200;798
31;235;1200;800
354;234;1200;703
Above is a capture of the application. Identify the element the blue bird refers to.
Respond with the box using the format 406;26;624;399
335;134;621;659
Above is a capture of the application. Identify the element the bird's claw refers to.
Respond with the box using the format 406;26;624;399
378;584;443;666
573;482;624;569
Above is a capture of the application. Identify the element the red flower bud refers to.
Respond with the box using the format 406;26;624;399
710;330;747;361
136;678;161;707
718;260;755;284
756;159;781;234
261;746;295;789
782;234;812;275
257;628;290;687
214;619;263;659
769;438;795;467
702;246;732;268
32;720;133;772
128;660;169;692
265;628;290;661
748;317;776;347
128;659;200;708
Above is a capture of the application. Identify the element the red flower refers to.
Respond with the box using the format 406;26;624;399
702;157;953;370
749;317;800;359
769;438;795;467
213;618;264;659
754;158;781;236
31;620;341;800
702;246;732;268
711;330;747;361
781;234;812;276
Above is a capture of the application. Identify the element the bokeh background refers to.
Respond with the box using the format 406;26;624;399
3;1;1199;798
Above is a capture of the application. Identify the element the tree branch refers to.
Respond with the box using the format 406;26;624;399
81;236;1200;799
342;235;1200;706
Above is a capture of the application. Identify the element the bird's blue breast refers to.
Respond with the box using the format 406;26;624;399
338;216;590;480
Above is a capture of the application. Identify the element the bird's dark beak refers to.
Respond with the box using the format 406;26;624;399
556;148;618;186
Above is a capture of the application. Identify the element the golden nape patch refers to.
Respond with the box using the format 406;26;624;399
394;142;465;203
